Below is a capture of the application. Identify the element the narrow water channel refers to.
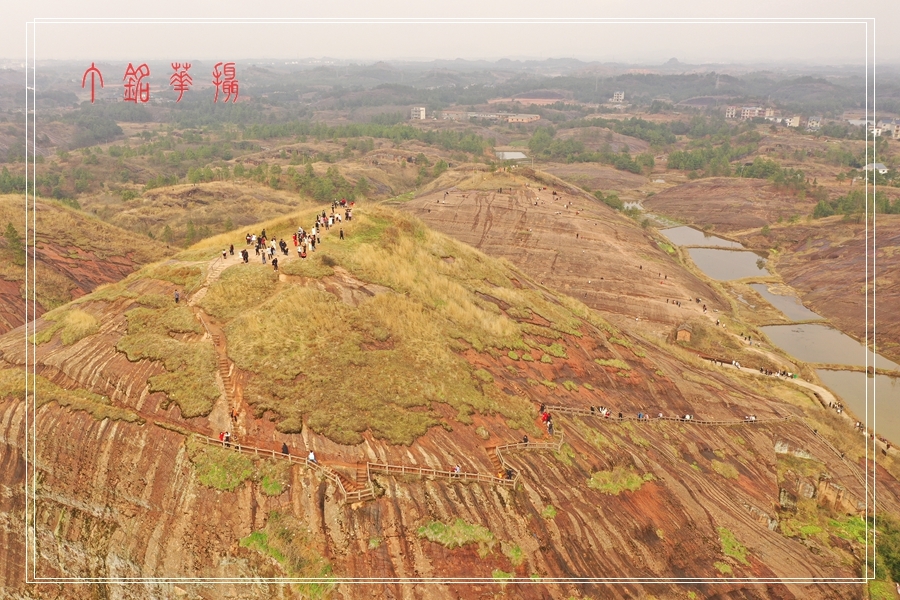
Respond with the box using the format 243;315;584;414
661;225;900;443
760;324;900;371
686;248;769;280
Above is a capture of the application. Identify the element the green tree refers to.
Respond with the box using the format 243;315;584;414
354;177;370;197
4;222;25;266
528;126;556;155
161;225;174;244
185;220;196;246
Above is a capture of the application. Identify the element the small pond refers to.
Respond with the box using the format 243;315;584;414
761;324;900;371
661;226;745;249
816;369;900;444
687;248;769;281
749;283;823;322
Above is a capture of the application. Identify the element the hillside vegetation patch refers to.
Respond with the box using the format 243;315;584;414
595;358;630;370
117;302;217;418
711;459;739;479
240;511;334;597
587;466;654;494
224;207;597;444
199;263;279;321
417;518;496;558
30;307;99;346
717;527;750;566
187;437;255;492
0;369;142;423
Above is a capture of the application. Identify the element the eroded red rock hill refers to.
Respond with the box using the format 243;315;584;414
0;195;167;334
0;204;890;599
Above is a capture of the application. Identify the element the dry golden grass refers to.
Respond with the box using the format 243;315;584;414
0;195;165;263
30;307;99;345
220;206;612;444
199;263;279;321
0;368;142;423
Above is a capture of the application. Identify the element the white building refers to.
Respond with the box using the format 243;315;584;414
410;106;427;120
807;116;822;131
864;163;889;175
878;120;900;139
611;91;625;103
725;106;737;119
783;116;800;128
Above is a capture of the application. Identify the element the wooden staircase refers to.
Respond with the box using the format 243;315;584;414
211;334;235;407
335;465;375;502
485;446;504;477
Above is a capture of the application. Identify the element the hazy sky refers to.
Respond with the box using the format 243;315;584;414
3;1;896;65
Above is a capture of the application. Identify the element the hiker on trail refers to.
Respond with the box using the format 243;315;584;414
539;403;545;414
548;421;554;435
522;435;529;444
541;412;550;423
308;450;317;464
340;228;344;240
174;290;180;304
505;468;514;480
229;244;234;256
272;257;278;271
224;432;231;447
219;431;225;444
222;250;227;260
281;442;289;456
246;233;251;245
262;253;267;265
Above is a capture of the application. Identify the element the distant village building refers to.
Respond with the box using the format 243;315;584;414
438;110;540;123
725;106;737;119
874;119;900;139
495;151;528;161
507;114;540;123
611;91;625;103
890;122;900;140
740;106;763;120
675;323;693;343
870;126;883;137
806;116;822;131
865;163;889;175
410;107;427;120
783;116;800;128
765;108;775;118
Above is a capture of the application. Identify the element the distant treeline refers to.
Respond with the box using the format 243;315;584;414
241;121;492;156
814;189;900;218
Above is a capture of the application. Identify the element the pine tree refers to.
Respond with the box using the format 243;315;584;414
5;222;24;266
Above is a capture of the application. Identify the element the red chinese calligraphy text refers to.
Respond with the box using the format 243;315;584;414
212;62;238;103
170;63;192;102
81;63;104;104
124;63;151;103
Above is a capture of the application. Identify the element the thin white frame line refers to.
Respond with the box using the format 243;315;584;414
871;17;877;579
32;17;873;22
26;577;873;582
22;17;879;586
